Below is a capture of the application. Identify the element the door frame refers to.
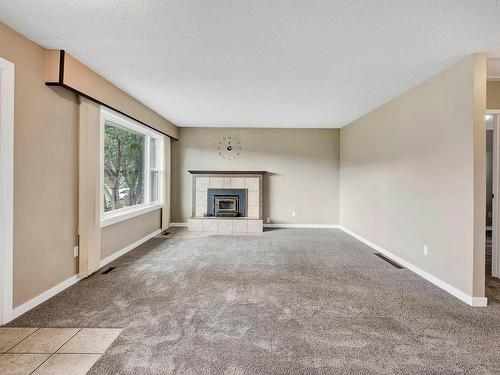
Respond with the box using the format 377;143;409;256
0;57;14;324
489;110;500;278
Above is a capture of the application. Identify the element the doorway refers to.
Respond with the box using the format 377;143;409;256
0;57;14;324
486;111;500;301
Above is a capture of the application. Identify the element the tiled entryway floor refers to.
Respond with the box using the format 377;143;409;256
0;327;122;374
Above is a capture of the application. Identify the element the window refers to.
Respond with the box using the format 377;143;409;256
101;108;163;226
150;137;160;203
103;124;145;211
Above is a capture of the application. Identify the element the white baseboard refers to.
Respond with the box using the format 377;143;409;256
264;223;340;229
2;228;164;324
169;222;187;228
471;297;488;307
3;225;487;324
339;226;488;307
170;222;340;229
5;274;80;323
100;229;162;268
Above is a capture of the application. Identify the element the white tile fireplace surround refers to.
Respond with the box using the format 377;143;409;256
187;171;265;233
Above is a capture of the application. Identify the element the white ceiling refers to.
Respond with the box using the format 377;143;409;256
1;1;500;128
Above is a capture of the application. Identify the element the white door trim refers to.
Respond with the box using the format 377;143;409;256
0;57;15;324
490;110;500;278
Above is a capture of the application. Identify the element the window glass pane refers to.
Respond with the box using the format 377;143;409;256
150;171;159;202
149;138;160;202
150;138;157;169
103;121;145;212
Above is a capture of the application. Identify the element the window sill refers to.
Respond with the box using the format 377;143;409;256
101;203;162;228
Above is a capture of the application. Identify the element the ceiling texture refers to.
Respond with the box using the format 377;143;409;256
1;0;500;128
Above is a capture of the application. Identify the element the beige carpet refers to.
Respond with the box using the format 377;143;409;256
6;228;500;374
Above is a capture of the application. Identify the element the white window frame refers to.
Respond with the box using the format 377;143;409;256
100;107;163;227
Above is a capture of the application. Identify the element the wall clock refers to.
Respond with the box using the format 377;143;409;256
217;136;241;160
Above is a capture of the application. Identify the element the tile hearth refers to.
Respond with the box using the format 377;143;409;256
188;218;264;234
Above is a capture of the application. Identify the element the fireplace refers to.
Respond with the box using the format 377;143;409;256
207;188;246;217
215;197;237;214
188;171;265;233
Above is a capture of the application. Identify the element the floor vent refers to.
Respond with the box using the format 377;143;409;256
156;230;172;238
373;253;404;269
101;266;116;274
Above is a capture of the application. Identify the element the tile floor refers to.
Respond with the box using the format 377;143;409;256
0;327;122;374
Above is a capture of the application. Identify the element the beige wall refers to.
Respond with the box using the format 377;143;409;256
101;209;161;259
0;22;79;307
0;21;172;308
171;128;340;224
45;50;179;139
487;81;500;109
340;55;486;298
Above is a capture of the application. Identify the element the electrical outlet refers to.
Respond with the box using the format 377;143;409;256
423;245;428;256
73;246;79;258
266;217;271;224
291;210;296;217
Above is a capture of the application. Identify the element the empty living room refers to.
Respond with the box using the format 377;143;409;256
1;1;500;374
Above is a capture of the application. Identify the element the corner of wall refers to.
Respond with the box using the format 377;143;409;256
472;53;487;298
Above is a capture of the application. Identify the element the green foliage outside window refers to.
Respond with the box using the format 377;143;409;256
103;122;145;211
